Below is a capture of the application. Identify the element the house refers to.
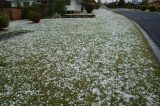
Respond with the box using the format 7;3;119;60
132;0;143;4
148;0;160;4
6;0;82;12
6;0;35;7
0;0;8;7
66;0;82;13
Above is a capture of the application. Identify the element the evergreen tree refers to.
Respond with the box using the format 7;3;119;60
118;0;125;8
53;0;66;16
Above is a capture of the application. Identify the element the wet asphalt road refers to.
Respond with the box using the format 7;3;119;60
113;9;160;49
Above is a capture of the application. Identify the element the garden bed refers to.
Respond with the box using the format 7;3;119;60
63;14;95;18
0;30;31;41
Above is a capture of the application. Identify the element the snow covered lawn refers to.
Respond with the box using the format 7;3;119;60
0;9;160;105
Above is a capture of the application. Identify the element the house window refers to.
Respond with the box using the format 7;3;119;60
32;2;35;6
8;2;12;7
23;2;29;7
66;0;71;5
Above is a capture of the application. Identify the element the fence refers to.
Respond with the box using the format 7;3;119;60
0;8;22;20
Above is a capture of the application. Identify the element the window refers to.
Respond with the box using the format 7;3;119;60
66;0;71;5
8;2;12;7
23;2;29;7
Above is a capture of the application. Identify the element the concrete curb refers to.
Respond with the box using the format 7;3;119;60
112;8;160;15
112;11;160;64
134;22;160;64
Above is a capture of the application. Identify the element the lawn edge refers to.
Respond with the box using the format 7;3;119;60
133;21;160;64
112;11;160;64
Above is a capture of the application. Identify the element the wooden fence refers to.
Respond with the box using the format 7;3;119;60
0;8;21;20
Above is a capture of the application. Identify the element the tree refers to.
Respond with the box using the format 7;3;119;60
141;0;148;6
0;12;9;30
82;0;96;13
97;0;101;4
96;0;102;9
53;0;66;16
48;0;54;16
118;0;125;8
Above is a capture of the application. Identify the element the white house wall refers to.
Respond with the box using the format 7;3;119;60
74;0;81;11
10;1;16;7
9;0;34;7
8;0;81;12
66;0;81;12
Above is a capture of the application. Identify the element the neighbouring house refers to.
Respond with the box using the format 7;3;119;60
6;0;35;7
0;0;8;7
66;0;82;13
148;0;160;4
132;0;143;4
0;1;21;20
6;0;82;12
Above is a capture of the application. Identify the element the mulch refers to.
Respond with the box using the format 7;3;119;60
0;30;32;41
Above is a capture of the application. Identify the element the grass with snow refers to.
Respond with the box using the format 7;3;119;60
0;9;160;105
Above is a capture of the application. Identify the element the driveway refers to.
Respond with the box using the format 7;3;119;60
113;9;160;49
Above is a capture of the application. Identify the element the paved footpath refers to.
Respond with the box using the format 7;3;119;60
113;9;160;49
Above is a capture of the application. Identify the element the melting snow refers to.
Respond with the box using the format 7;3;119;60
0;9;160;105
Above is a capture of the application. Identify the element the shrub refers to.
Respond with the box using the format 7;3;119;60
124;2;132;9
22;4;42;19
28;11;41;23
136;5;141;9
118;0;126;8
140;5;148;11
157;6;160;12
127;5;133;9
149;5;157;12
22;6;30;19
48;0;54;17
53;0;66;16
105;3;118;8
132;4;137;9
133;5;141;9
141;0;149;5
0;13;9;30
85;5;94;13
95;3;101;9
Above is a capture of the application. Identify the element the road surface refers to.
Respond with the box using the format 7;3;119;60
114;9;160;49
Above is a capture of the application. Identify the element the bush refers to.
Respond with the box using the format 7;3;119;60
136;5;141;9
149;5;157;12
118;0;125;8
124;2;132;9
141;0;148;5
157;6;160;12
22;7;30;19
133;5;141;9
0;13;9;30
95;3;101;9
140;5;148;11
85;5;94;13
105;3;118;8
28;11;41;23
22;4;41;19
53;0;66;16
127;5;133;9
48;0;54;17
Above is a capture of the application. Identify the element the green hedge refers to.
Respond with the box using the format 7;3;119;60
28;11;41;23
0;13;9;30
140;5;148;11
157;6;160;12
149;5;157;12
